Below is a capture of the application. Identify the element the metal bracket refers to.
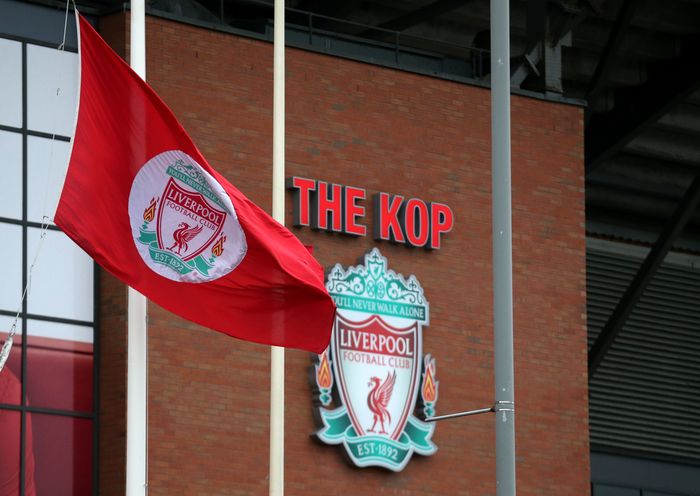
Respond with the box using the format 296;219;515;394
425;406;494;422
494;400;515;413
425;400;515;422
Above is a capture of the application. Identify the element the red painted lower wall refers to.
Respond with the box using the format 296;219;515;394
98;12;588;495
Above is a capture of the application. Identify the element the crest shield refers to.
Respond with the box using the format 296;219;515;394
332;314;420;441
156;178;226;261
313;248;438;472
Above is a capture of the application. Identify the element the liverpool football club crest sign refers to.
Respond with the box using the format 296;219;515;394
128;150;247;283
312;248;438;471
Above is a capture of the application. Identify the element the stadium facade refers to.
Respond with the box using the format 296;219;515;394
0;1;698;494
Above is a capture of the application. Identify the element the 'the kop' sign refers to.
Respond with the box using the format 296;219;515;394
287;177;454;249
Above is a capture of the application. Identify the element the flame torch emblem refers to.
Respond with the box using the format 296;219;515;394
315;349;333;406
420;354;438;418
211;234;227;258
143;197;158;224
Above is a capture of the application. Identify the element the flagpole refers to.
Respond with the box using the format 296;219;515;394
127;0;149;494
270;0;285;494
490;0;516;494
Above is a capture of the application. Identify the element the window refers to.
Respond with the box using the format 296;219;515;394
0;25;96;496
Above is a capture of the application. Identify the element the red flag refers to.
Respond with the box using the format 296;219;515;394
55;15;335;353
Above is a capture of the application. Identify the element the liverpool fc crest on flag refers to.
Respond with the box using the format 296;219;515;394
311;248;438;471
128;150;247;283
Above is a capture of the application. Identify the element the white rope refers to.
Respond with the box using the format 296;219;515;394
58;0;70;51
0;1;74;373
41;0;72;221
0;221;50;371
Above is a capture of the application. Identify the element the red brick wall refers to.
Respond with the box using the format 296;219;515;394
100;13;588;495
97;14;129;496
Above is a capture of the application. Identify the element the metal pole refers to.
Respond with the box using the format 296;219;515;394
269;0;285;494
490;0;516;495
127;0;149;494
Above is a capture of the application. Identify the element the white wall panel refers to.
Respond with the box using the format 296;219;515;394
26;44;78;137
0;38;22;128
0;223;22;312
27;135;70;224
26;227;93;321
0;130;22;220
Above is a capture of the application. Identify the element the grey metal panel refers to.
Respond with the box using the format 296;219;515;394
591;453;700;495
592;486;639;496
0;0;79;49
587;243;700;462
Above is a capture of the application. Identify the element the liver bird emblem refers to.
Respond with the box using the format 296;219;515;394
167;222;203;255
366;370;396;435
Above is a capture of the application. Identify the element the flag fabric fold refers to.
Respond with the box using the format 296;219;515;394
55;14;335;353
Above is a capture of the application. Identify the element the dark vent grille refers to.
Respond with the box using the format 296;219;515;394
587;246;700;461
